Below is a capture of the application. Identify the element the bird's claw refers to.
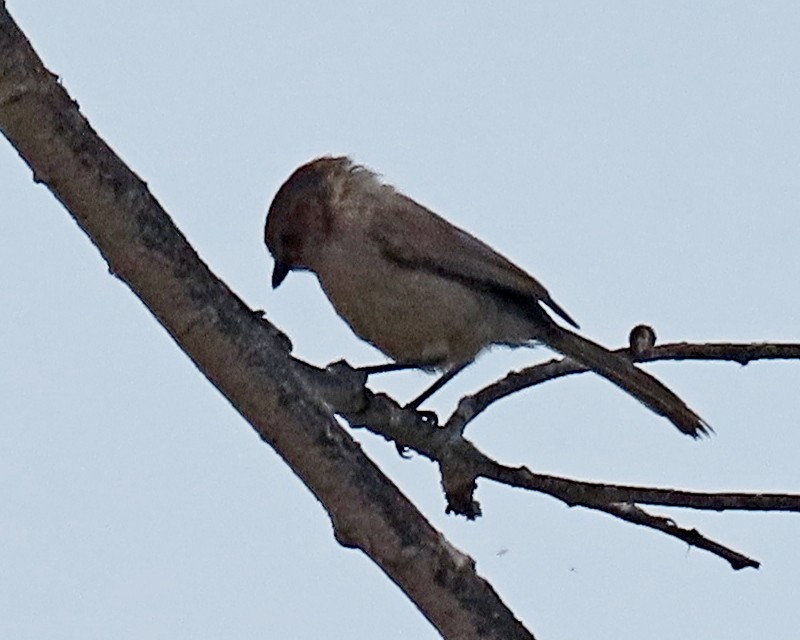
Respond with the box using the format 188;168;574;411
395;442;413;458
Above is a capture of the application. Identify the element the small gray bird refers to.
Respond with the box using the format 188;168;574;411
265;156;708;437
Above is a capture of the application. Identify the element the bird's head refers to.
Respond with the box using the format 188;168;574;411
265;157;351;288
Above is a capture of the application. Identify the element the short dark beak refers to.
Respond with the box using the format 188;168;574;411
272;259;291;288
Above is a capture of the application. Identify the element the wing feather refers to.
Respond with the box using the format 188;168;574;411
368;193;579;329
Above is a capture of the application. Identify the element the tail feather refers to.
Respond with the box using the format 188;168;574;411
543;326;710;438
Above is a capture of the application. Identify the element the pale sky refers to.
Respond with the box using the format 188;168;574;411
2;3;799;639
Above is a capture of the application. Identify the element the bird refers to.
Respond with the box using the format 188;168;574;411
264;156;709;437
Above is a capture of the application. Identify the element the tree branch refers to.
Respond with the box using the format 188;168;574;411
446;338;800;434
323;358;800;569
0;7;534;639
598;502;759;570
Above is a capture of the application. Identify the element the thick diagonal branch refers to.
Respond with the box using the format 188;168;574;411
0;8;533;639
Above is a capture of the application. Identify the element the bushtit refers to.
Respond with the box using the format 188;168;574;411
265;156;708;437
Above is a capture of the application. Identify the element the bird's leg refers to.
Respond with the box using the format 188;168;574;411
391;362;468;458
358;363;418;375
404;362;471;410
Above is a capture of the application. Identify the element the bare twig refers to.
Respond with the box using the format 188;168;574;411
446;341;800;434
599;502;759;570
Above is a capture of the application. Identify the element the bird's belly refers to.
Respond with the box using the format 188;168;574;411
318;267;530;367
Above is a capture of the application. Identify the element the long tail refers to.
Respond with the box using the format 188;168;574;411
542;325;710;438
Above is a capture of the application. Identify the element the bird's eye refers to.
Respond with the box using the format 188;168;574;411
280;232;302;259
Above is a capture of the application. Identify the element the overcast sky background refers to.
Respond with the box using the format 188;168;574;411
2;3;799;639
